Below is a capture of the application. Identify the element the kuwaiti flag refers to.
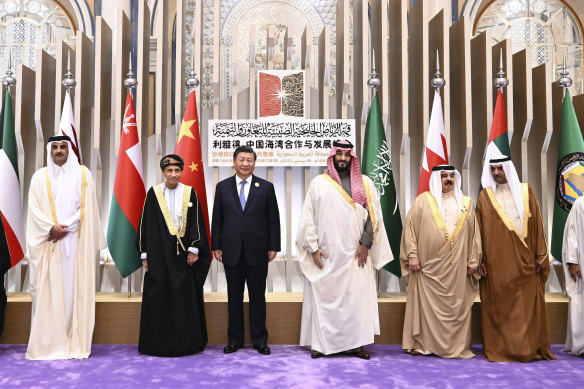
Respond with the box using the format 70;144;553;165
58;90;81;163
174;90;211;253
0;89;24;267
417;90;448;195
107;91;146;278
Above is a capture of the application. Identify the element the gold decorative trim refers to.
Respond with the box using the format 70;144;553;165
363;178;377;242
153;184;186;252
45;168;58;224
427;193;471;252
321;174;355;209
153;185;179;236
138;196;147;253
78;166;87;237
179;186;192;238
521;183;530;239
426;192;447;231
191;193;201;246
485;187;528;248
451;196;472;240
467;205;477;266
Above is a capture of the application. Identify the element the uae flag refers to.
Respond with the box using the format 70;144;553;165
58;90;81;163
0;89;24;267
417;90;448;195
362;93;402;277
551;90;584;262
107;91;146;278
483;90;511;165
174;90;211;252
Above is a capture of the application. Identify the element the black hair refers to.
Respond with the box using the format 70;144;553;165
233;145;257;161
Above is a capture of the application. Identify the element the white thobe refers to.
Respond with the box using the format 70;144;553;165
495;183;522;233
52;163;81;334
562;196;584;356
440;193;460;236
296;174;393;355
27;165;105;360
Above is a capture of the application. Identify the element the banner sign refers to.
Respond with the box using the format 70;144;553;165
208;119;356;166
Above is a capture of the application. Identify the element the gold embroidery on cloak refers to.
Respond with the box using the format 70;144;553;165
190;194;201;247
321;174;355;209
45;166;87;241
363;178;377;242
521;183;530;239
153;184;192;254
78;166;87;237
485;186;528;248
426;192;471;253
45;168;58;224
138;196;148;252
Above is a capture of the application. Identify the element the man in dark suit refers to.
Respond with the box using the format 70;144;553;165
212;145;280;355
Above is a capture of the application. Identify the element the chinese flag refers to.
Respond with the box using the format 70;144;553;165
174;90;211;253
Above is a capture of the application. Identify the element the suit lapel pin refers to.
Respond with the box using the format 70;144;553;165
188;202;193;207
255;182;260;187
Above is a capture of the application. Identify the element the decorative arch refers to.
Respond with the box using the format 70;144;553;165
465;0;584;92
223;0;324;38
60;0;93;35
0;0;90;77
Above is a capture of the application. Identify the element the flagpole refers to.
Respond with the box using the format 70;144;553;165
2;49;17;293
3;49;16;91
494;48;509;92
555;54;573;297
556;55;572;94
366;50;382;295
185;64;200;95
431;49;445;94
124;52;138;298
62;51;77;92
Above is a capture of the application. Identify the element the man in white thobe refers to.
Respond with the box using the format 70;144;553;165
562;196;584;357
26;135;105;360
296;140;393;360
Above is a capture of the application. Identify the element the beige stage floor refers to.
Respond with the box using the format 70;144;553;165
1;292;569;345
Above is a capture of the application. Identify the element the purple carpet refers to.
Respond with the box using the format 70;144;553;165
0;344;581;388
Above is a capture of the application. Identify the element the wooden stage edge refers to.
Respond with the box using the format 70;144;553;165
1;292;569;345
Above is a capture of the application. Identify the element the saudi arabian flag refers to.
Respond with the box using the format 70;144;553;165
361;93;402;277
551;90;584;262
107;91;146;277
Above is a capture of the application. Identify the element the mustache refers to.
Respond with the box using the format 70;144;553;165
445;180;453;185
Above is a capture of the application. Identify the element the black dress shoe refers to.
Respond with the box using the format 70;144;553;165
354;349;371;360
253;344;271;355
223;343;243;354
311;350;324;359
